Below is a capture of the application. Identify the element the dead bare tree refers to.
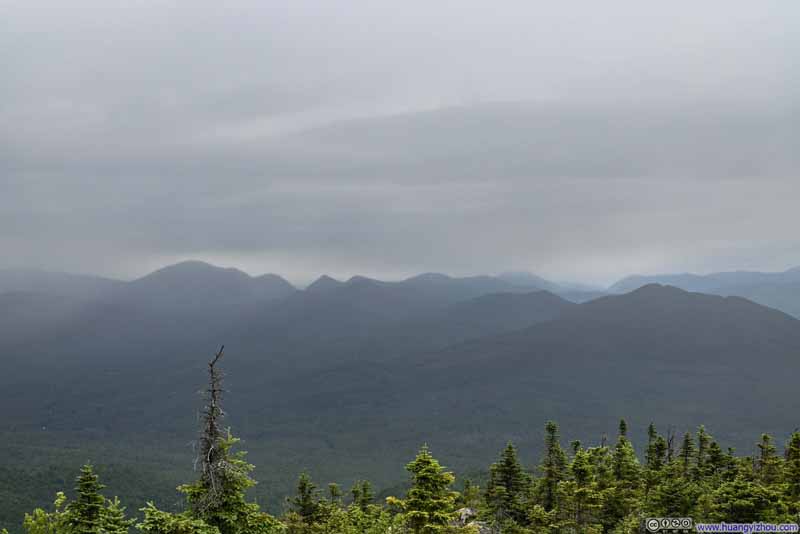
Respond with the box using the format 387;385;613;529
194;345;226;509
666;426;676;463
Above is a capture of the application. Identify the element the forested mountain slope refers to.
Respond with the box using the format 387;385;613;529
610;267;800;318
3;267;800;527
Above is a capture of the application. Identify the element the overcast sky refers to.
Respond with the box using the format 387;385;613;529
2;0;798;286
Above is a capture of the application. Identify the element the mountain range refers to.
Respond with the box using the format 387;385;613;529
1;260;800;526
610;266;800;318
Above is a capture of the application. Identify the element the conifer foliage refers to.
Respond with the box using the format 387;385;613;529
138;346;284;534
485;442;531;526
538;421;567;512
67;464;107;534
13;351;800;534
402;445;458;534
20;466;134;534
287;473;320;523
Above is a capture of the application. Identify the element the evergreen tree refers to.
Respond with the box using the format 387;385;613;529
67;464;106;534
587;445;614;491
179;431;273;534
182;433;284;534
557;448;603;534
603;426;642;531
538;421;567;511
618;419;627;438
710;477;788;522
326;483;342;504
644;423;660;470
103;497;135;534
287;473;320;523
24;473;134;534
707;441;728;478
349;480;374;511
403;445;457;534
784;432;800;499
643;424;667;507
612;426;640;484
20;362;800;534
172;347;283;534
725;447;739;479
484;442;531;526
458;479;481;510
138;503;221;534
679;431;695;478
23;492;69;534
695;426;711;480
649;461;698;517
756;434;781;485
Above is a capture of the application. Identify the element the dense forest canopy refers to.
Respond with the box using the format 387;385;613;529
5;350;800;534
4;2;797;531
4;265;800;529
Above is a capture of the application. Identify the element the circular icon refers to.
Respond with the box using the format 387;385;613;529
681;518;693;529
646;518;661;532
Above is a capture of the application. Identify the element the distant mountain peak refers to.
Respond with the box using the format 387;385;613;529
133;260;251;285
628;283;688;296
254;273;296;293
164;259;214;268
124;261;295;303
306;275;343;293
142;259;246;276
497;271;561;291
161;259;214;270
404;272;452;283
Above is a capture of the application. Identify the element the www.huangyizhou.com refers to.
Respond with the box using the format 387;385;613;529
695;522;799;533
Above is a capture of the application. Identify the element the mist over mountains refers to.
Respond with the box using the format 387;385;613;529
2;1;797;531
1;259;800;524
610;266;800;318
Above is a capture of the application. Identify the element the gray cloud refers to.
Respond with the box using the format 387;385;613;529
1;0;798;285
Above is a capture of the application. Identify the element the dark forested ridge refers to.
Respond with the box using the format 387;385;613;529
5;351;800;534
610;267;800;318
2;262;800;531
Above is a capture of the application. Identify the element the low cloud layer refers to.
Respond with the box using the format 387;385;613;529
2;0;798;285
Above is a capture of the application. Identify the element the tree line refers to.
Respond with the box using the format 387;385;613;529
7;349;800;533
